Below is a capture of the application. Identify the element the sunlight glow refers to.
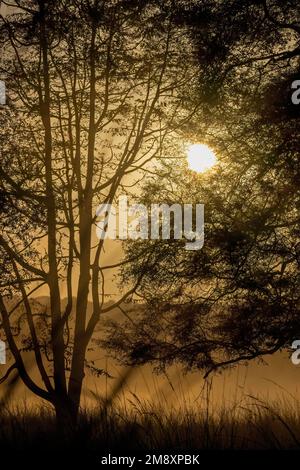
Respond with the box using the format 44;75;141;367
187;144;217;173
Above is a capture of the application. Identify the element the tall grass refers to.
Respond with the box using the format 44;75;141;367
0;383;300;451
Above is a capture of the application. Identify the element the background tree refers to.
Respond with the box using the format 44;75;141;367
103;0;300;376
0;0;199;425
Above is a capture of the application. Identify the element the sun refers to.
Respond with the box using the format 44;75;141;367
187;144;217;173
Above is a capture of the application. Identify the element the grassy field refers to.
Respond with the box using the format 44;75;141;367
1;390;300;452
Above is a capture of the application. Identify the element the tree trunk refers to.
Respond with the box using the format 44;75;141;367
54;395;77;434
68;343;86;423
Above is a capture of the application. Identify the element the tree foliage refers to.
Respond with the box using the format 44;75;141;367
103;0;300;376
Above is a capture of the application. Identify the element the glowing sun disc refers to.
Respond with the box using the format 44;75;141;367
187;144;217;173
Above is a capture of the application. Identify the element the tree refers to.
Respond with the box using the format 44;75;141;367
103;0;300;376
0;0;198;425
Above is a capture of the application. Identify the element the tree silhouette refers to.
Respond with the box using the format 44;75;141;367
103;0;300;376
0;0;198;425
